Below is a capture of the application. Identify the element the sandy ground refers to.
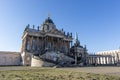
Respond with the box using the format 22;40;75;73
0;66;120;77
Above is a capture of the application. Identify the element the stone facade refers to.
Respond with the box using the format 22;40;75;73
21;16;72;55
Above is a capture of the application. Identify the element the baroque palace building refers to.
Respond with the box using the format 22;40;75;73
0;15;120;66
21;16;88;66
21;16;72;55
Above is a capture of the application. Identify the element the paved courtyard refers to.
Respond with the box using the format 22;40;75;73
0;66;120;77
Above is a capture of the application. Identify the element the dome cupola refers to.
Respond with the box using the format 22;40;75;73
40;14;56;31
44;17;54;24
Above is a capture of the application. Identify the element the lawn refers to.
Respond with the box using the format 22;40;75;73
0;67;120;80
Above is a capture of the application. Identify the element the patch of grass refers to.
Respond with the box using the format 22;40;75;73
0;68;119;80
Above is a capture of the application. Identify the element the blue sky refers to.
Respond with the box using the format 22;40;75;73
0;0;120;53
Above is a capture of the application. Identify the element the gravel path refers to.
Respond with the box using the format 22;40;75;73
0;66;120;77
60;67;120;77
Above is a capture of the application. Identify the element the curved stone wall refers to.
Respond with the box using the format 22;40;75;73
31;57;43;67
31;56;55;67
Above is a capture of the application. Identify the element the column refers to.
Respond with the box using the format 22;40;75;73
34;37;37;51
102;57;104;64
101;57;103;64
49;37;51;50
97;57;99;64
89;57;91;64
68;41;69;53
51;37;53;50
111;56;114;64
27;36;31;51
57;38;59;51
113;56;115;64
42;37;44;49
46;36;48;49
108;57;110;64
88;57;90;64
31;36;33;51
25;37;28;51
99;57;101;64
103;57;105;64
36;37;38;51
44;37;46;49
62;40;64;52
32;36;35;51
96;57;98;65
94;57;96;65
105;57;107;64
96;57;98;64
91;57;93;64
53;37;55;51
110;57;112;64
22;37;26;51
92;57;94;64
90;57;92;64
29;36;31;51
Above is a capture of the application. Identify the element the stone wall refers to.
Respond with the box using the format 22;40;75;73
0;51;21;66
